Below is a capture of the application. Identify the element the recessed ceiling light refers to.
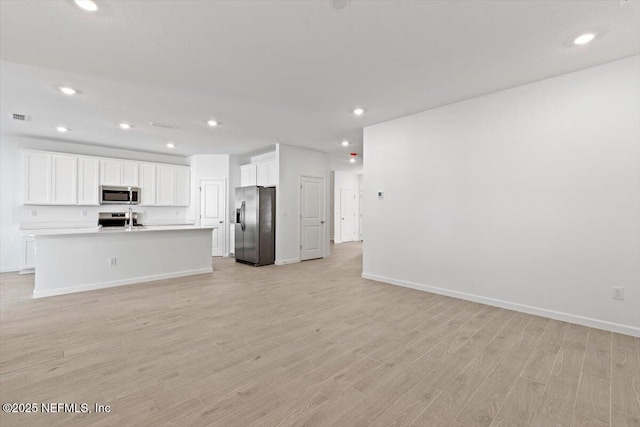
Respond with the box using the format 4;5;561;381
119;123;131;130
207;120;218;127
74;0;98;12
166;142;176;148
331;0;350;10
56;126;69;133
350;158;356;163
353;108;365;116
574;33;595;45
342;140;349;146
59;86;77;96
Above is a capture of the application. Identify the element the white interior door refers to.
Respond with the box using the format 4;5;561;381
300;176;325;261
340;189;357;242
200;179;226;257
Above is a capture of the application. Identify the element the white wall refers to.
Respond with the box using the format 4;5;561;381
333;171;361;244
276;143;330;264
189;154;231;255
0;135;189;271
363;56;640;336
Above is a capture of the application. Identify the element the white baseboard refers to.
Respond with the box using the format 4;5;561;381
275;258;300;265
33;268;213;299
362;273;640;337
0;267;20;273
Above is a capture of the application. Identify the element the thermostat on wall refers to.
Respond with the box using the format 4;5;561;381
377;191;384;199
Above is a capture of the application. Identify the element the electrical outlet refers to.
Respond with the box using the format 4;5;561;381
108;257;117;267
80;210;87;217
612;287;624;300
30;210;37;217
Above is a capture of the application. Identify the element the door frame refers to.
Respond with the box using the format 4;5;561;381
359;190;364;241
299;174;327;260
199;178;227;256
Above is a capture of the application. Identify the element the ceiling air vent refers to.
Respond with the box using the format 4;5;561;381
149;121;178;130
12;113;30;121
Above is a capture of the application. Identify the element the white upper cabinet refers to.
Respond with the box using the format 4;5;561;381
23;151;52;204
22;150;190;206
156;165;190;206
100;159;121;186
100;159;138;186
245;160;278;187
256;163;269;186
256;160;278;187
24;151;80;205
240;164;257;187
156;165;176;206
121;161;139;186
138;163;157;206
51;154;77;205
77;156;100;205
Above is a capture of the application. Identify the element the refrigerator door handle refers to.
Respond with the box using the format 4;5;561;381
241;201;246;231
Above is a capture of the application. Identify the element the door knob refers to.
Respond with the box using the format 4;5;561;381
219;221;223;223
321;220;325;224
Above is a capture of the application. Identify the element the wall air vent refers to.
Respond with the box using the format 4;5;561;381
12;113;30;121
149;121;178;130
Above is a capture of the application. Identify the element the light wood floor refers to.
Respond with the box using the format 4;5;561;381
1;242;638;427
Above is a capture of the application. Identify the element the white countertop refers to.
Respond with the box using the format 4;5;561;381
28;225;213;238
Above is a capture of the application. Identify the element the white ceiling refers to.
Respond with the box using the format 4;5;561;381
1;0;638;171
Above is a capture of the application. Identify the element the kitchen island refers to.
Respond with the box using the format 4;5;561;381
33;226;213;298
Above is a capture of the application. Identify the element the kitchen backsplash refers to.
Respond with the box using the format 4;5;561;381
19;205;192;228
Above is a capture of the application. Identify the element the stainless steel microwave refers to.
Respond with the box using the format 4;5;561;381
100;186;140;205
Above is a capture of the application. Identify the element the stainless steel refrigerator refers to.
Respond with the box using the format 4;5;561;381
235;186;276;266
